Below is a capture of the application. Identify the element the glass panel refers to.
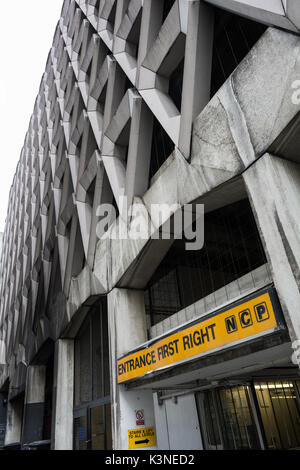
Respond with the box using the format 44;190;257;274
217;386;260;450
102;313;111;397
196;391;222;450
235;386;260;449
197;386;260;450
73;304;111;451
218;388;242;449
211;8;267;97
74;415;87;450
254;381;300;450
145;199;267;327
149;116;175;181
79;323;92;404
92;310;102;400
91;406;105;450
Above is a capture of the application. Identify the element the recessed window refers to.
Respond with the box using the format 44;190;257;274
145;199;267;326
73;302;112;450
168;57;184;112
211;8;267;97
162;0;176;24
149;116;175;183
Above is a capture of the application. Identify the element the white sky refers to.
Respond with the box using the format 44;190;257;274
0;0;64;232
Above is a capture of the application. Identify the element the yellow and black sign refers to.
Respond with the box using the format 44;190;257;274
117;288;284;384
128;427;156;449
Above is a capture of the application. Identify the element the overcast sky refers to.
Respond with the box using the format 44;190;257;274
0;0;63;232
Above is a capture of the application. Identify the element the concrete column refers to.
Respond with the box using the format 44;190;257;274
243;154;300;348
22;365;46;446
53;339;74;450
4;398;23;446
137;0;164;74
125;97;154;208
179;0;214;158
107;288;157;450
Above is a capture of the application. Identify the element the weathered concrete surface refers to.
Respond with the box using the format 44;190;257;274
107;288;156;450
244;154;300;345
53;339;74;450
192;28;300;184
4;399;23;446
1;0;300;450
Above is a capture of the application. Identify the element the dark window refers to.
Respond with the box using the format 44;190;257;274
74;303;110;405
169;57;184;112
108;1;117;27
126;9;142;59
162;0;176;23
149;117;175;182
73;301;111;450
145;199;267;326
211;8;267;97
43;357;54;441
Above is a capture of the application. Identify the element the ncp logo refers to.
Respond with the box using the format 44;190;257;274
225;302;269;335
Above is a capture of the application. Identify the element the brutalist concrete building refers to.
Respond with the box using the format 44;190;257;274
1;0;300;451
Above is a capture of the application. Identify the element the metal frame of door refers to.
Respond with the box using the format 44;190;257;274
196;383;265;450
196;377;300;450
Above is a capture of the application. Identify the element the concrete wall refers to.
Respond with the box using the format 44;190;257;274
0;0;300;450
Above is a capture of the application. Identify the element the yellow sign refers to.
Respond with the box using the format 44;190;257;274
117;290;283;384
128;427;156;449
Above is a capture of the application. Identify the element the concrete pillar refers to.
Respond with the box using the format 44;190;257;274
107;288;157;450
53;339;74;450
22;365;46;446
125;98;154;208
137;0;164;74
4;398;23;446
243;154;300;348
179;0;214;159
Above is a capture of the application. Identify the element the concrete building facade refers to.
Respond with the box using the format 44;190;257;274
0;0;300;450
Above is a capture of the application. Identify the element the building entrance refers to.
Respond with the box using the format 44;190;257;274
196;385;261;450
73;301;112;450
74;402;112;450
196;379;300;450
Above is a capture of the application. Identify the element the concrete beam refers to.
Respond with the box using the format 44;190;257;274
178;0;214;158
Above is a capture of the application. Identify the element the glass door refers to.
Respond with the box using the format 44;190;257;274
217;386;261;449
74;413;88;450
196;385;261;450
90;404;112;450
196;391;224;449
254;380;300;450
74;403;112;450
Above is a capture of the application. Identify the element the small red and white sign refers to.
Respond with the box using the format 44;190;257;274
135;409;145;426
